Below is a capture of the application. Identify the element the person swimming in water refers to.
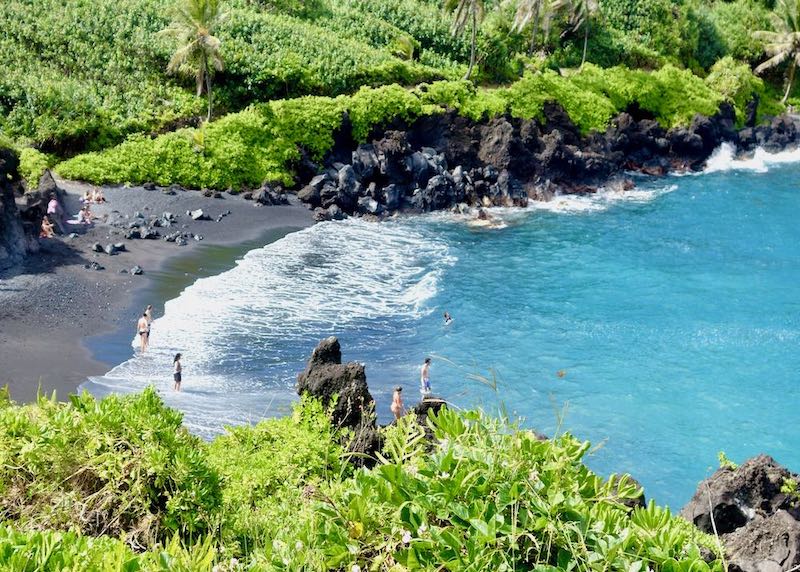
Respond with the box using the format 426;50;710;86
443;311;453;325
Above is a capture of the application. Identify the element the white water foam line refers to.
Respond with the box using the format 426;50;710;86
82;218;454;435
703;142;800;174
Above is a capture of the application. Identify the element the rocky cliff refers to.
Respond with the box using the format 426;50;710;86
0;148;35;272
295;103;800;220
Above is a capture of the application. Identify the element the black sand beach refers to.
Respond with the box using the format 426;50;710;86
0;177;312;402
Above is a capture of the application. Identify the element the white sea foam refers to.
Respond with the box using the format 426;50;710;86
82;219;454;437
703;142;800;174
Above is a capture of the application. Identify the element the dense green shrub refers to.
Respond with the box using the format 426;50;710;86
18;148;52;189
0;391;726;570
0;388;221;545
705;57;766;124
208;396;348;554
0;527;220;571
58;65;733;189
706;0;772;65
259;408;723;570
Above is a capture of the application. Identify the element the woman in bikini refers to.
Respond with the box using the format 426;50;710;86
136;312;149;352
391;386;404;420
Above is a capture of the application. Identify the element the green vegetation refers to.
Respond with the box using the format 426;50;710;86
0;389;721;571
57;64;738;190
754;0;800;103
0;0;796;195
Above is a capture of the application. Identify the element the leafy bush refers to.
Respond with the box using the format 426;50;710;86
260;408;723;570
0;391;724;570
58;65;733;189
18;148;52;189
706;0;772;65
0;526;220;571
706;57;765;124
0;388;222;545
208;396;348;555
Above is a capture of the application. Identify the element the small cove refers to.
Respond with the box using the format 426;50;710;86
83;153;800;509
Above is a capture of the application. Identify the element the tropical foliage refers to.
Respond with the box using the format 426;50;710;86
161;0;227;121
57;64;740;190
754;0;800;102
0;389;722;571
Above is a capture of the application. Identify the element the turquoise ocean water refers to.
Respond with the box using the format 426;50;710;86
83;145;800;508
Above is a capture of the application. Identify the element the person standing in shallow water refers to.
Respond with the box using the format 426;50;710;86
420;357;432;396
136;312;149;352
144;304;154;343
391;386;404;420
173;353;182;391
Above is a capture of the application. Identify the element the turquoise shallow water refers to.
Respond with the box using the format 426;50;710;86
85;150;800;509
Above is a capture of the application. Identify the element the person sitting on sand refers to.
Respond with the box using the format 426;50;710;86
78;204;93;225
46;194;66;234
81;190;92;204
443;311;453;325
391;386;404;420
173;353;182;391
420;357;432;396
136;312;149;352
39;215;55;239
92;188;106;203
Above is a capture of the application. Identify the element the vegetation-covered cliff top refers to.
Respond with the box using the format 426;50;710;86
3;0;800;189
0;388;722;570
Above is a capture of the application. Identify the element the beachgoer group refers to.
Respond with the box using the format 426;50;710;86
81;188;106;204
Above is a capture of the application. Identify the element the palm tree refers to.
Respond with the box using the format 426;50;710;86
446;0;485;80
555;0;598;67
512;0;551;56
161;0;226;121
754;0;800;104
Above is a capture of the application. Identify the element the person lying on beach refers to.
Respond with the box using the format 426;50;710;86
173;353;182;391
391;386;404;420
137;312;149;352
39;215;55;239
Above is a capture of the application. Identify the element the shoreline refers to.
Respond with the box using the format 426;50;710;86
0;178;312;402
82;225;305;386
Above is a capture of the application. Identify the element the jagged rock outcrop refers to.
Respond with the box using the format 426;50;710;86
296;337;381;466
681;455;800;572
296;336;373;429
0;148;39;272
295;100;800;219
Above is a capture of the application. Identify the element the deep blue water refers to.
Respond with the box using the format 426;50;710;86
84;149;800;509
